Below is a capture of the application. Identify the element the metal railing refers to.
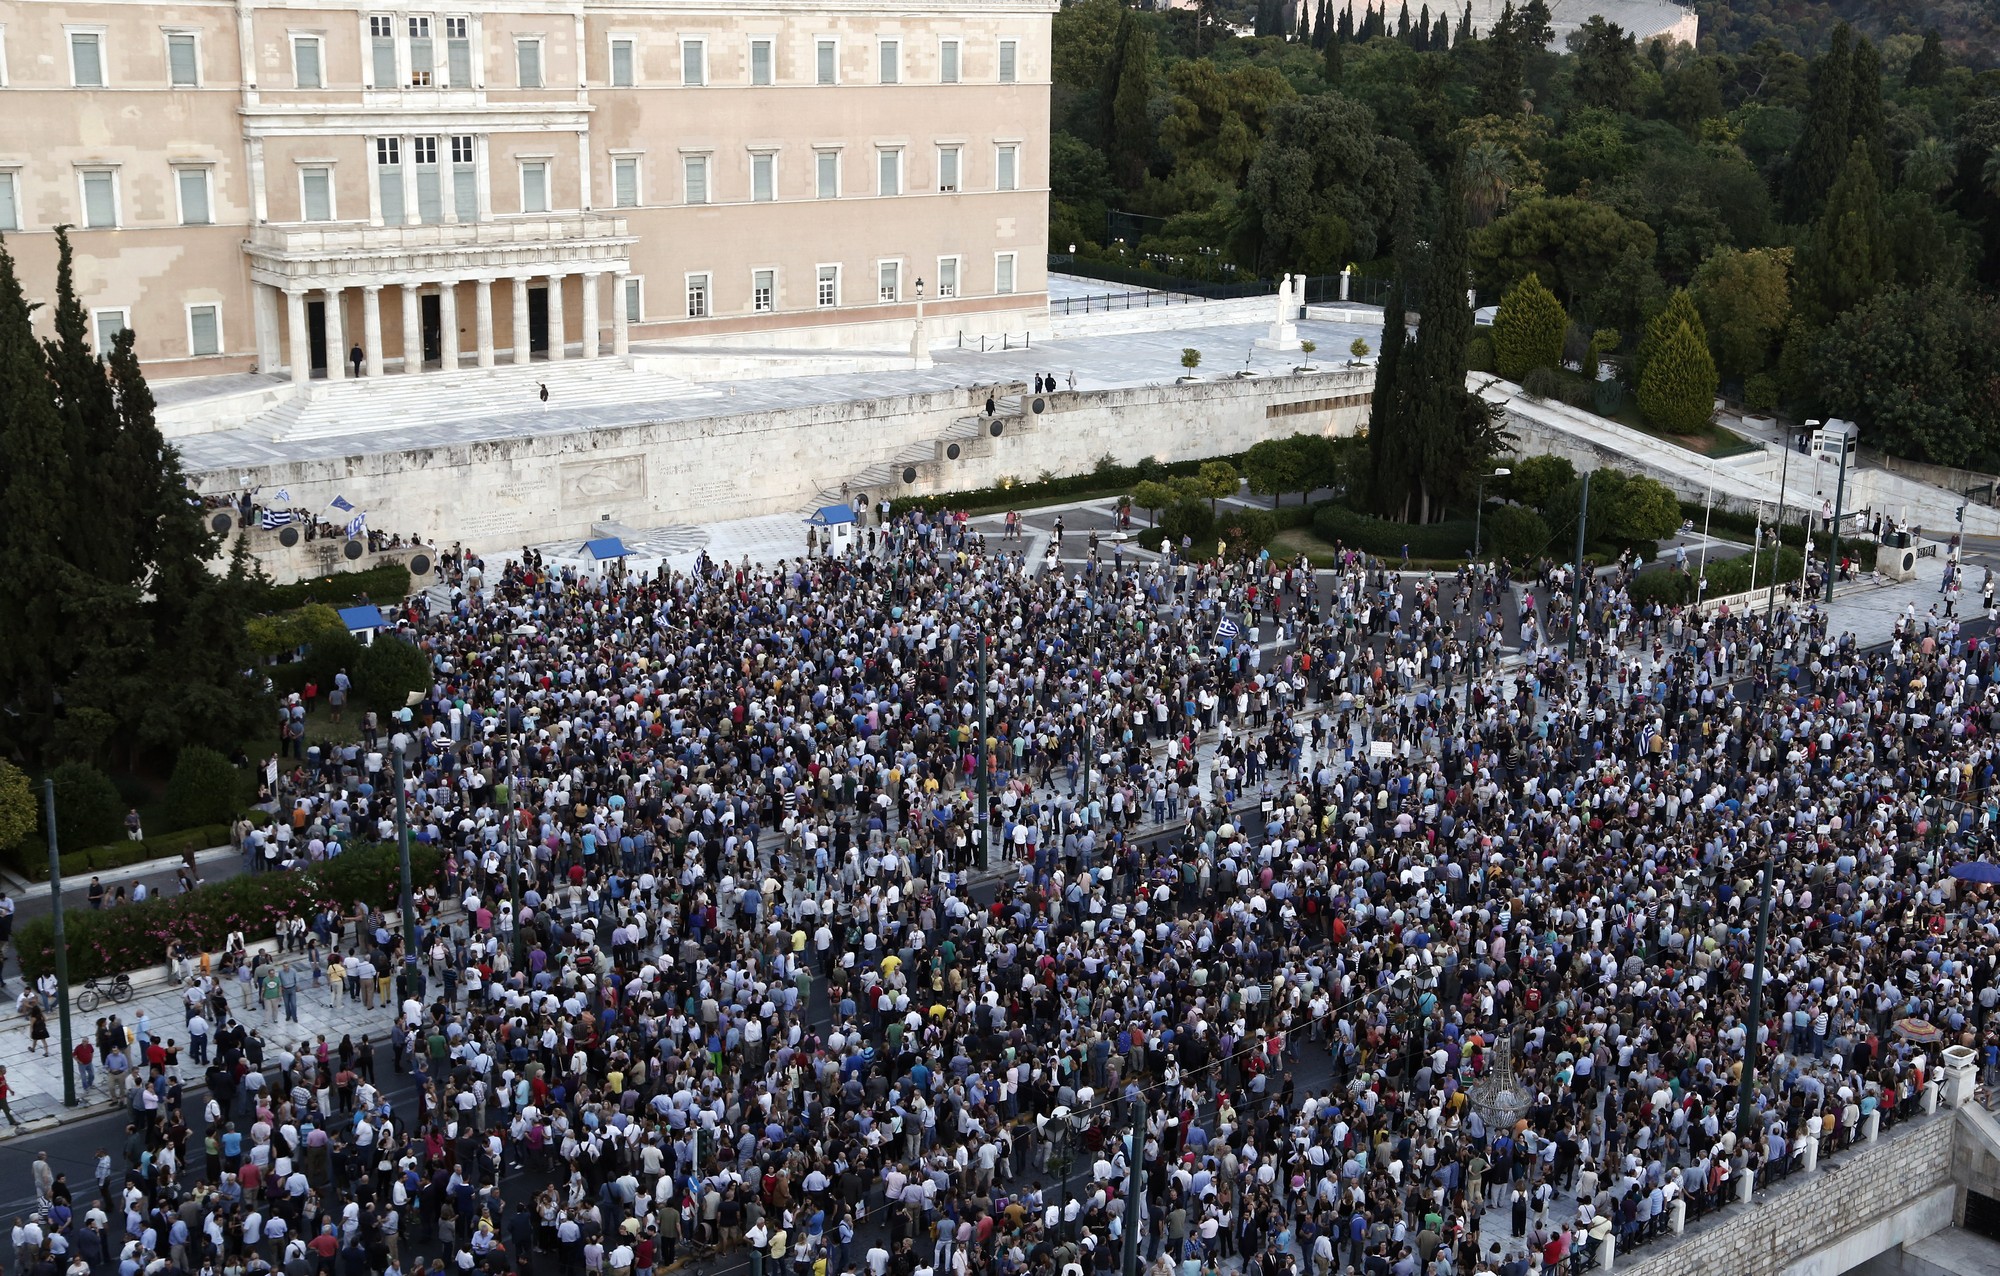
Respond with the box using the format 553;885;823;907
1050;289;1204;316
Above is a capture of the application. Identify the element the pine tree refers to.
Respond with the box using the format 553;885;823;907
1314;0;1332;48
1906;30;1946;89
1491;272;1567;380
1337;4;1354;43
1107;16;1157;187
1637;318;1718;435
1414;4;1431;49
1362;4;1385;41
1297;0;1311;43
1784;23;1854;220
1518;0;1553;48
1478;4;1523;116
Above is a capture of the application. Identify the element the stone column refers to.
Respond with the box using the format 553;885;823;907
401;285;422;373
546;274;567;362
322;286;347;380
580;272;602;359
254;283;282;374
361;285;385;377
284;287;309;386
611;272;630;356
475;279;495;368
438;281;460;371
512;277;531;365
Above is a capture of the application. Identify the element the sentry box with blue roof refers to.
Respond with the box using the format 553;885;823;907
584;536;630;561
337;604;391;646
805;505;859;554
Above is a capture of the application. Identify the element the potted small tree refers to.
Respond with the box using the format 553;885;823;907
1295;339;1318;374
1179;348;1202;382
1349;337;1371;365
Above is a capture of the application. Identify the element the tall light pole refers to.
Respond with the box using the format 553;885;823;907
1825;424;1851;603
1736;843;1778;1138
1567;470;1592;659
1766;436;1793;623
392;750;421;998
40;782;77;1107
976;608;990;871
1471;466;1511;560
1121;1093;1147;1276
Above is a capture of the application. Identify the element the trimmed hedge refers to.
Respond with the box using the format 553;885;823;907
258;563;413;612
1311;503;1477;560
890;453;1245;517
1628;547;1804;607
16;841;440;980
1679;503;1878;571
11;824;234;884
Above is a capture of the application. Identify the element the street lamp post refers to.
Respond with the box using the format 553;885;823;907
41;781;77;1107
1471;466;1511;560
1825;430;1851;603
976;614;990;871
1567;470;1593;659
910;277;931;368
1735;844;1778;1137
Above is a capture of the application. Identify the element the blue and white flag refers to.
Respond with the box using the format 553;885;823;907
330;495;355;512
345;512;367;538
275;488;292;503
1215;616;1242;642
260;509;295;529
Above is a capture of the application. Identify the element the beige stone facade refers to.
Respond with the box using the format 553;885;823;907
0;0;1053;383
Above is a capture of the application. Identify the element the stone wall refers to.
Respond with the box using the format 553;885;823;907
1620;1113;1956;1276
899;368;1375;498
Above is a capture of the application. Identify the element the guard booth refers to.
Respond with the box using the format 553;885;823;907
338;604;390;646
806;505;858;555
1810;418;1858;463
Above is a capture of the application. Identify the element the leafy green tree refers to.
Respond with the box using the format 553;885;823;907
1160;62;1297;191
1505;454;1577;519
1567;17;1637;113
164;746;243;832
1607;473;1682;540
1462;139;1514;226
1484;503;1551;561
1847;34;1887;182
1811;285;2000;467
1490;271;1567;380
1246;94;1420;272
354;633;433;714
1323;28;1342;83
49;762;124;850
1243;438;1308;506
1691;247;1792;380
1471;197;1656;311
1901;137;1954;194
1054;0;1123;97
1161;498;1215;546
1801;140;1893;322
1517;0;1553;49
1636;318;1718;434
0;762;34;855
1132;480;1174;526
1197;461;1241;513
1478;7;1524;117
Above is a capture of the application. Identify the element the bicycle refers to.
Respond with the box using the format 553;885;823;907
76;973;135;1013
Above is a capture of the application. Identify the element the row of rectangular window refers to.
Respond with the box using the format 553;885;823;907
693;255;1016;318
41;27;1019;91
0;138;1021;236
71;255;1019;364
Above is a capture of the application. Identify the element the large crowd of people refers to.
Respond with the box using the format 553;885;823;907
22;503;2000;1276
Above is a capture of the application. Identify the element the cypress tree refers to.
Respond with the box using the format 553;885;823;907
1847;35;1887;182
1637;319;1718;435
1455;2;1473;43
1337;5;1354;43
1324;28;1344;81
1108;17;1157;187
1805;139;1893;320
1478;5;1523;116
1366;270;1412;517
1396;1;1411;41
1518;0;1553;48
1491;272;1567;380
1432;13;1450;47
1402;154;1492;523
1784;23;1854;220
1906;30;1945;89
1414;4;1431;49
1315;0;1332;48
1633;288;1707;388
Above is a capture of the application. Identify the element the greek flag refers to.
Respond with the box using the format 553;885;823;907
1215;617;1242;642
260;509;295;529
275;488;292;503
345;512;367;538
330;495;355;512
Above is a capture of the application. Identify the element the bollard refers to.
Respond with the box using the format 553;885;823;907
1922;1080;1940;1114
1799;1136;1818;1174
1669;1199;1687;1235
1737;1168;1754;1203
1862;1110;1880;1142
1601;1234;1617;1272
